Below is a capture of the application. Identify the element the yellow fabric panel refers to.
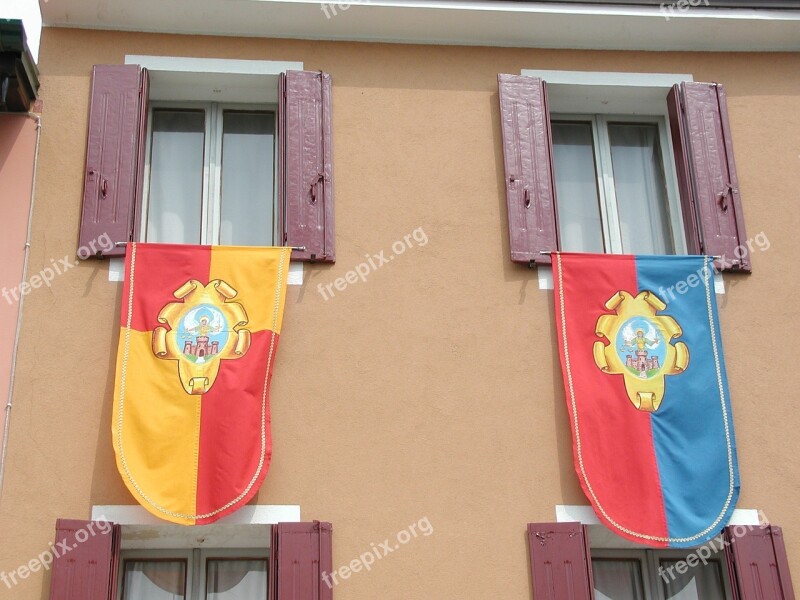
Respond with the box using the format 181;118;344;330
207;247;289;334
113;329;199;525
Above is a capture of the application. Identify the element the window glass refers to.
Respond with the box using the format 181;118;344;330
206;559;268;599
660;559;726;600
123;560;186;600
592;558;646;600
608;122;673;255
219;111;275;246
147;109;205;244
552;121;605;253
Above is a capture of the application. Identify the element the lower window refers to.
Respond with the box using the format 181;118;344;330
592;547;732;600
120;549;268;600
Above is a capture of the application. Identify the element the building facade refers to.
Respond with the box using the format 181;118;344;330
1;1;799;599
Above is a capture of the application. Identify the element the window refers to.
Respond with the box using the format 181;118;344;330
142;104;277;246
498;73;751;271
119;549;268;600
591;549;732;600
551;115;685;255
526;522;796;600
47;519;334;600
78;60;335;263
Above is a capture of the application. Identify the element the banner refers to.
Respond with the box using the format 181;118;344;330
552;253;739;547
113;243;290;525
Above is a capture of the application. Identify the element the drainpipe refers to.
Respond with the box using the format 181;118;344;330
0;111;41;500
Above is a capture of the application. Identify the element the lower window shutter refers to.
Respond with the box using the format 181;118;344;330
497;74;559;266
279;70;335;263
270;521;333;600
48;518;120;600
725;525;796;600
79;64;148;259
527;522;593;600
667;81;750;272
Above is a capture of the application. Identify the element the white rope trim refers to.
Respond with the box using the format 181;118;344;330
556;254;736;544
116;244;288;522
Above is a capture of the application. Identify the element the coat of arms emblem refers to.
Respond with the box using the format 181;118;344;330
593;290;689;412
152;279;251;395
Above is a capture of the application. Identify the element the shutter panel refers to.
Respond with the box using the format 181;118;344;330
279;70;335;263
78;64;147;259
497;74;558;265
667;82;750;272
270;521;333;600
726;525;796;600
48;518;120;600
527;522;593;600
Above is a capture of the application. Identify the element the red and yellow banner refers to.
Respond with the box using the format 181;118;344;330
112;243;290;525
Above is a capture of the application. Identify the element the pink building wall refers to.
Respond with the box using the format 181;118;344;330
0;115;37;450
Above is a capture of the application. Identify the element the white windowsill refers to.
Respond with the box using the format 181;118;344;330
92;505;301;549
109;258;304;285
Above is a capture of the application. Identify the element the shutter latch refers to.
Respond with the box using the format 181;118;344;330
717;183;734;212
310;172;325;204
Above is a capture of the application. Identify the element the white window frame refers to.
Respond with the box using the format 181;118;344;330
591;546;734;600
551;112;686;255
118;547;269;600
141;101;279;246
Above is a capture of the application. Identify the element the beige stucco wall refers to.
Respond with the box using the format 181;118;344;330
0;115;37;466
0;27;799;599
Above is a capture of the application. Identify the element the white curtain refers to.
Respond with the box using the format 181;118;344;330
660;559;726;600
147;109;205;244
219;112;275;246
551;122;605;253
123;560;186;600
206;559;268;599
608;123;673;255
592;559;646;600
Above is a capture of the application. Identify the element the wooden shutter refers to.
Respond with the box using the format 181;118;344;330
725;525;796;600
667;82;750;272
48;518;120;600
78;64;147;259
270;521;333;600
279;70;335;263
527;522;593;600
498;74;559;266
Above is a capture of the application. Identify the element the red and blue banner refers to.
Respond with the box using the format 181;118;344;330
552;253;739;547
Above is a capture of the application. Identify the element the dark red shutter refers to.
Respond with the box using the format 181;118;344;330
279;71;335;263
527;522;593;600
498;74;559;266
726;525;796;600
270;521;333;600
667;82;749;272
78;64;147;259
48;519;120;600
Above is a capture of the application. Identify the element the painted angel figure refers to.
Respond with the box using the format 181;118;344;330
619;322;661;354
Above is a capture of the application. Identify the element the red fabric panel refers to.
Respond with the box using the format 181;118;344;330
280;70;335;263
195;330;279;523
79;65;145;258
527;522;593;600
48;519;120;600
553;253;668;544
497;74;558;265
119;243;212;332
